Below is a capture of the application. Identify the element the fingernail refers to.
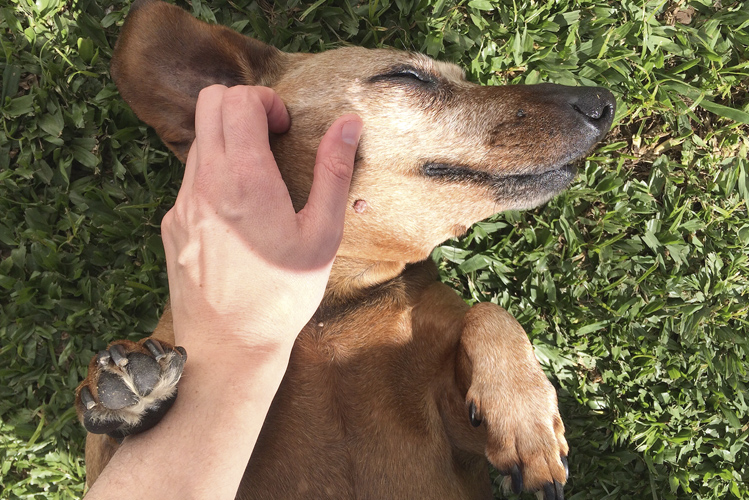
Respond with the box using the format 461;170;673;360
341;119;362;146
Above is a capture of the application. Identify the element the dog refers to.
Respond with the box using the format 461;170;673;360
75;1;615;498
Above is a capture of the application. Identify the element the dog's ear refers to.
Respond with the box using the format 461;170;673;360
111;0;289;160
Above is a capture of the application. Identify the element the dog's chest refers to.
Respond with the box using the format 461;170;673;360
242;283;485;499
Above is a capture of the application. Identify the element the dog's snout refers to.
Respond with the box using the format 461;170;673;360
568;87;616;138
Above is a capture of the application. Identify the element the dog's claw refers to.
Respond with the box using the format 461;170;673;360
510;464;523;494
555;480;565;500
80;386;96;410
561;455;569;480
109;344;129;367
541;480;564;500
96;350;111;368
144;338;166;361
543;482;554;500
468;400;482;427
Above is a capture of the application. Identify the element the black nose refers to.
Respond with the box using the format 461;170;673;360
568;87;616;139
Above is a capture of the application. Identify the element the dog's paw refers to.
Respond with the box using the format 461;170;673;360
467;374;568;499
459;303;568;499
75;338;187;439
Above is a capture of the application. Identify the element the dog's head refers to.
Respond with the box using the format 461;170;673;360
113;0;615;264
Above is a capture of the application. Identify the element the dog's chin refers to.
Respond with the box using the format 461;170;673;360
422;162;576;210
492;163;577;209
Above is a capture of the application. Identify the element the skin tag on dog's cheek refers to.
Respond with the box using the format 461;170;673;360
353;200;368;213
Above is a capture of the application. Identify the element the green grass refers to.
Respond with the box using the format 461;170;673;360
1;0;747;498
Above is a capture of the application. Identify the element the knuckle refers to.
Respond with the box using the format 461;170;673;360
162;201;193;237
161;209;175;230
223;86;269;116
198;84;226;101
223;86;250;107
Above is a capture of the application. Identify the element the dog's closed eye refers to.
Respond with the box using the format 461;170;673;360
368;66;438;87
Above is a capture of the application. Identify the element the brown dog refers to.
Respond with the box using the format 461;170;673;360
75;1;615;498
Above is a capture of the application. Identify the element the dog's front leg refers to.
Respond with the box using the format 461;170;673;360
457;302;568;499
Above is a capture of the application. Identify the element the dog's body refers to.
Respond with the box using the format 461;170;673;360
76;1;615;498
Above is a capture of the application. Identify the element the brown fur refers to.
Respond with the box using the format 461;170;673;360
77;0;616;497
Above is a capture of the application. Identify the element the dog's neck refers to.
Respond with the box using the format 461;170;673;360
323;257;407;306
320;256;441;314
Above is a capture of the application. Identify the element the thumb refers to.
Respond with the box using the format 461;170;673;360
300;114;362;250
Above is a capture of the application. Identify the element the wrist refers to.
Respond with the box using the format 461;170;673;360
169;307;306;354
176;333;294;392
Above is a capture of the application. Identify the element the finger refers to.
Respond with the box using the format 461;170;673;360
221;86;290;166
194;85;228;165
299;114;362;250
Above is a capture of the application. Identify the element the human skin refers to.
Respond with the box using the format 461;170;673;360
84;85;363;500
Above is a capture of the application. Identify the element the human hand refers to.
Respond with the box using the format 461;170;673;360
161;85;362;355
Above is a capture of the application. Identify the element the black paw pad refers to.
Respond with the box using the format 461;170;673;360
127;352;162;397
97;370;139;410
106;391;179;440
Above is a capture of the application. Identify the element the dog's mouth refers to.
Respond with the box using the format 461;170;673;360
422;162;576;206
